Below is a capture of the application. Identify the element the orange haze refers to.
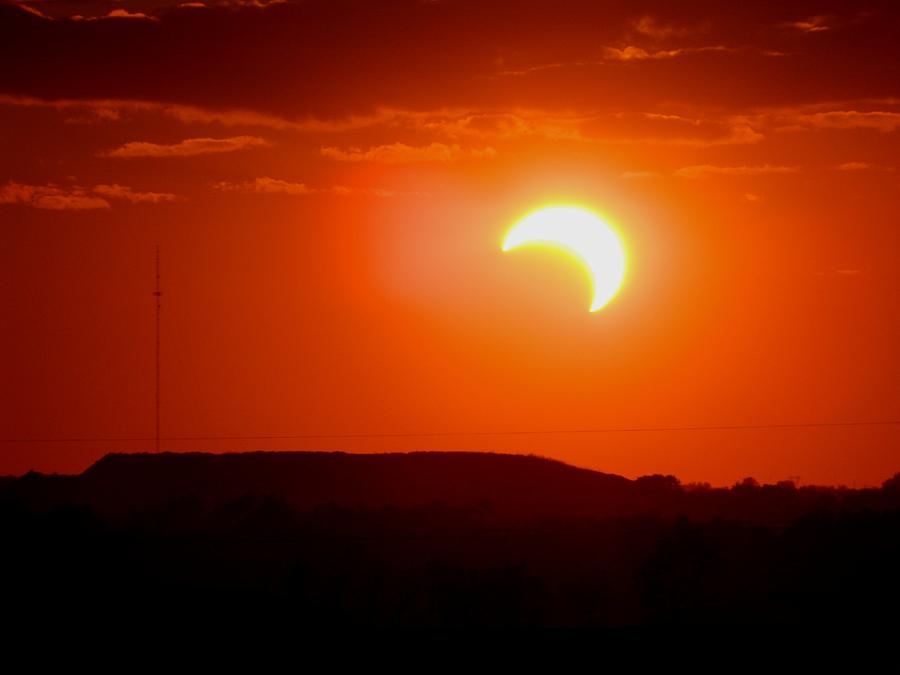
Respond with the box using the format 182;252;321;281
1;0;898;485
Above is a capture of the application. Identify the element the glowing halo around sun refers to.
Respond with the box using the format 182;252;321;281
502;205;627;312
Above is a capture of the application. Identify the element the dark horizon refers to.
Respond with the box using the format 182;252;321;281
4;448;899;627
4;448;898;492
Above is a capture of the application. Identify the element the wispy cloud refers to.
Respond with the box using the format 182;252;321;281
741;101;900;138
784;16;830;33
674;164;798;178
27;0;300;21
0;181;178;209
92;184;179;203
72;9;158;21
0;182;109;210
102;136;270;158
16;94;893;159
320;142;496;163
213;177;318;195
0;95;305;130
0;95;767;148
11;2;51;19
631;15;693;40
833;161;872;171
789;111;900;132
602;45;732;62
619;123;762;147
213;177;417;197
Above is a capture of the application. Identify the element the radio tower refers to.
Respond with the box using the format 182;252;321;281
154;244;162;453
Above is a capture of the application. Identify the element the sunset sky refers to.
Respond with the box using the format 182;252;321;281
2;0;898;485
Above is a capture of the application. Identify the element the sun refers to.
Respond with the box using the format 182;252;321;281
502;205;627;312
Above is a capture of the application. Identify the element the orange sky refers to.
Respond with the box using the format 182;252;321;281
1;0;898;485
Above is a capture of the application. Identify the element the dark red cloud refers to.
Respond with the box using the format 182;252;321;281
1;0;898;118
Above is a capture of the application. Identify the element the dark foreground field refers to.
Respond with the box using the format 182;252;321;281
2;451;899;627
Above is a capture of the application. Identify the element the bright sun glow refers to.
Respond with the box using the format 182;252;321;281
502;205;627;312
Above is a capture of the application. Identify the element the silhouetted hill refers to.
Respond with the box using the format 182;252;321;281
3;451;898;524
4;451;637;520
2;451;899;627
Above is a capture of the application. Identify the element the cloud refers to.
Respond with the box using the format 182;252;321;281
602;45;732;61
92;184;179;203
106;9;155;20
604;46;667;61
2;0;898;121
311;108;762;148
11;2;50;19
498;43;774;77
745;101;900;136
20;0;229;22
418;109;762;146
0;93;793;152
102;136;270;158
0;95;306;130
0;92;775;156
793;111;900;133
620;171;660;180
494;61;595;78
784;16;830;33
629;123;762;147
106;9;155;21
833;161;872;171
0;182;109;210
213;177;415;197
0;95;447;134
572;111;763;147
70;9;158;21
674;164;798;178
214;177;317;195
320;142;496;163
0;95;765;148
631;16;692;40
359;108;586;142
0;181;179;209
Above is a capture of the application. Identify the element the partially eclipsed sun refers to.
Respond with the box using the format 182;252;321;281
502;206;627;312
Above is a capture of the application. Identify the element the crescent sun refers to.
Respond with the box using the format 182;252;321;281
502;205;627;312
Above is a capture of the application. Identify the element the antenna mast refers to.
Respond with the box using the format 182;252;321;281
154;244;162;453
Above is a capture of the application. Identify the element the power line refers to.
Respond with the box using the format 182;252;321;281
2;419;900;443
